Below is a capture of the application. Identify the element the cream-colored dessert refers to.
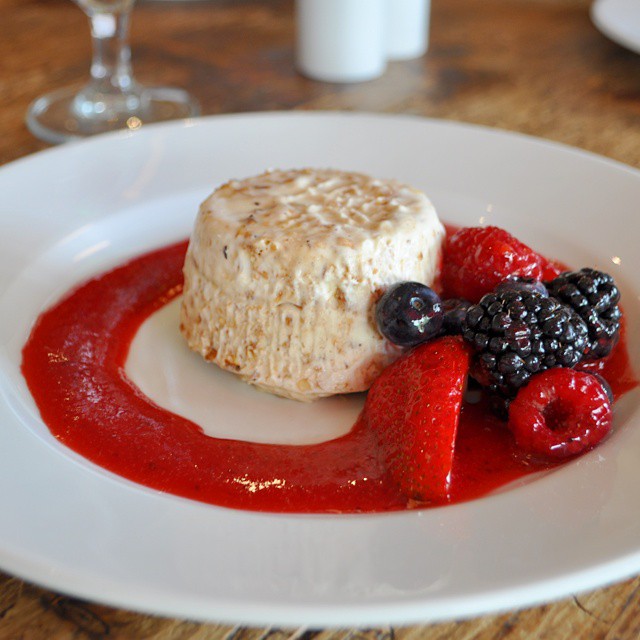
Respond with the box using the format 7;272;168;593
180;168;445;401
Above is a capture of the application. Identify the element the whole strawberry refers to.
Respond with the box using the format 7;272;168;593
364;336;471;503
442;226;545;303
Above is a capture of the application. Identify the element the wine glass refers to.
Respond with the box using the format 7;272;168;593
26;0;200;145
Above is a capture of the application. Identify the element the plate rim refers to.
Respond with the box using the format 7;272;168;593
1;110;639;627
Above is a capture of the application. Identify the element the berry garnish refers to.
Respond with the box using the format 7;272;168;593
546;268;621;360
365;336;471;502
495;276;548;297
540;259;564;281
590;373;615;404
508;368;613;460
441;226;544;303
375;282;444;347
462;289;589;398
441;297;472;334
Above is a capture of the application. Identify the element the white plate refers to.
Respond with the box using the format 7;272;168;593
0;112;639;627
591;0;640;54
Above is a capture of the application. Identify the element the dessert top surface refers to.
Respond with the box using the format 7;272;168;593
199;168;436;244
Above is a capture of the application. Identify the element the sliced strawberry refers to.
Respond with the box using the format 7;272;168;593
364;336;471;503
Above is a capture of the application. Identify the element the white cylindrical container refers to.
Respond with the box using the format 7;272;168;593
296;0;387;83
386;0;431;60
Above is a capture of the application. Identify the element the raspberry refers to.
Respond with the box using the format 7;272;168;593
540;259;564;281
546;268;621;360
442;226;544;303
508;368;613;460
462;289;589;398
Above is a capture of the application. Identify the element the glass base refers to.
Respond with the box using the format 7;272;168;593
26;85;200;145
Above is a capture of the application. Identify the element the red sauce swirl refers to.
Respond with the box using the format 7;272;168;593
21;241;637;513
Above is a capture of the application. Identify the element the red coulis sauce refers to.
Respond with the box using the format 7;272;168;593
21;241;638;513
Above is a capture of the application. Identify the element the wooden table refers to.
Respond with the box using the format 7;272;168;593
2;0;640;637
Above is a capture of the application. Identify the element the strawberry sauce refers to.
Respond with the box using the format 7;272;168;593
21;241;637;513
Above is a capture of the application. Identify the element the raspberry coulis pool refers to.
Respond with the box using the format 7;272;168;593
21;240;638;513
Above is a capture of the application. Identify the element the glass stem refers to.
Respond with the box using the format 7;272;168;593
73;4;142;120
88;9;135;94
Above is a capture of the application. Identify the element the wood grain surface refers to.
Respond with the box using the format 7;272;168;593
2;0;640;637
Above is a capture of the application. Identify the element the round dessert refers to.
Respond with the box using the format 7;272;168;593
180;168;445;401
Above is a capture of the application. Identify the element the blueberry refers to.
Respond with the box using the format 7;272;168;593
496;277;548;297
441;298;471;334
375;282;444;346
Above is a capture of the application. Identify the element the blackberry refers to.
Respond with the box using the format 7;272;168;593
441;298;472;334
495;276;548;297
546;268;621;359
462;289;589;398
